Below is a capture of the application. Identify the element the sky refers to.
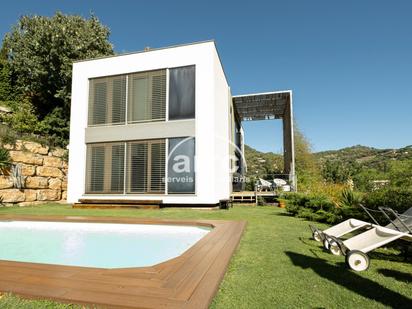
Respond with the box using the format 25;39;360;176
0;0;411;152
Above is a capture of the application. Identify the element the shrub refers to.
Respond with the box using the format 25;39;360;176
0;147;11;173
363;187;412;214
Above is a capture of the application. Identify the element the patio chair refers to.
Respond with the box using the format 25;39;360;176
328;207;412;271
309;204;383;249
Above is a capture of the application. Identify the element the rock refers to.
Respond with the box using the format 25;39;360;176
50;148;66;158
36;166;63;178
43;156;62;168
62;190;67;200
9;151;43;165
61;178;68;190
25;176;48;189
49;178;62;190
21;164;36;176
37;189;60;201
2;143;14;150
62;160;68;169
0;189;25;203
0;176;13;189
20;141;49;155
18;201;44;207
24;189;37;202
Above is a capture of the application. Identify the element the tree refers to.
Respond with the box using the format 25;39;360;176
293;125;322;191
2;12;114;145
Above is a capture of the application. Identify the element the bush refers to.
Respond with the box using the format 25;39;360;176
363;187;412;214
0;147;11;173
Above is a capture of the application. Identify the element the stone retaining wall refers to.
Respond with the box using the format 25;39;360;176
0;140;67;206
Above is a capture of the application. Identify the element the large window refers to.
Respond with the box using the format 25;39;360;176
126;139;166;194
168;66;195;120
88;76;126;126
88;66;194;126
167;137;195;194
85;143;125;193
128;70;166;123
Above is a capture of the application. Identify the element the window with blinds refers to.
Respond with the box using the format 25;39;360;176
85;143;125;193
88;75;126;126
126;140;165;194
128;70;166;123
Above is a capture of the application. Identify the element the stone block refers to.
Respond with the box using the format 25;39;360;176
20;141;49;155
49;178;62;190
0;189;25;203
21;164;36;176
9;151;43;165
36;166;63;178
37;189;61;201
25;176;48;189
24;189;37;202
50;148;66;158
0;176;13;189
43;156;62;168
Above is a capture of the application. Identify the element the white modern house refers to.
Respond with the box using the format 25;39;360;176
67;41;295;207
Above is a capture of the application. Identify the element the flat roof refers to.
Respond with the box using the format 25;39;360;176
232;90;291;121
73;40;216;63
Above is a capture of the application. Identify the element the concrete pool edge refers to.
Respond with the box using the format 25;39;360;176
0;215;247;309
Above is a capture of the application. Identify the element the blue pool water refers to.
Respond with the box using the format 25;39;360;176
0;220;210;268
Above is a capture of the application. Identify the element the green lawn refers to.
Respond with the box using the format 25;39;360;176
0;204;411;308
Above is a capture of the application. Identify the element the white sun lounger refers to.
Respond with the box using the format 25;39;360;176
309;204;382;248
328;207;412;271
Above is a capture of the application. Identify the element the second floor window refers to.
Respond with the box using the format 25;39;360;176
88;66;194;127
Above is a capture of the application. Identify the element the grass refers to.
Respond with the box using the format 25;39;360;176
0;204;411;308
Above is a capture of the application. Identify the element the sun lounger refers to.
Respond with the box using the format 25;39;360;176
328;207;412;271
309;204;382;249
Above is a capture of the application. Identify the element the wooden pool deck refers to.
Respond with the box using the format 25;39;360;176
0;215;246;309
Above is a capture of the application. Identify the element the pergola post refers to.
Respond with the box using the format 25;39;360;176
282;95;296;191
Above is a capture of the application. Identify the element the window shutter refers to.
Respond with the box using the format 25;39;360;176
86;143;125;193
126;139;165;194
128;70;166;123
88;76;126;126
149;141;165;193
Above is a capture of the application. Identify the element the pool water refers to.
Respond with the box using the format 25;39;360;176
0;220;210;268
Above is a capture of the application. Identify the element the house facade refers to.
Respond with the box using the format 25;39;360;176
67;41;294;206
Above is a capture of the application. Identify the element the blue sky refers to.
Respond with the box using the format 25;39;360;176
1;0;411;152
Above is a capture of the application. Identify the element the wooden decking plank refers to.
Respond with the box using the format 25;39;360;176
184;221;247;309
62;289;184;309
163;223;233;287
172;223;241;299
20;275;174;298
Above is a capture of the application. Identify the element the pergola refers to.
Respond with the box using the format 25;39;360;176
232;90;296;190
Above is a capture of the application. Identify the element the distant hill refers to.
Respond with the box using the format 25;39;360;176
244;144;412;177
314;145;412;170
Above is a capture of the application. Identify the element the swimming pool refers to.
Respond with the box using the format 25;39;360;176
0;220;210;268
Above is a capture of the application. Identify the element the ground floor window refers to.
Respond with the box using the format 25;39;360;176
86;143;125;194
85;137;195;195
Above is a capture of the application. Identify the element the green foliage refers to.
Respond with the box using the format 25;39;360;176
2;12;114;146
284;187;368;224
339;187;363;208
293;126;322;191
363;187;412;214
0;147;11;172
0;124;18;146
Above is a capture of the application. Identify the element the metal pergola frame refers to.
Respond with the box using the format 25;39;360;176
232;90;296;191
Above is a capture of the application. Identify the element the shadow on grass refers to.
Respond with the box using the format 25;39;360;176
378;269;412;283
286;251;412;308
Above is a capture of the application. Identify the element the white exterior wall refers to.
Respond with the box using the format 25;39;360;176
212;49;232;200
68;41;231;204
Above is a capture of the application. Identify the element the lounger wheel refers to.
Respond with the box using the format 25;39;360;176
329;240;342;256
313;230;322;242
345;250;370;272
323;238;331;250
